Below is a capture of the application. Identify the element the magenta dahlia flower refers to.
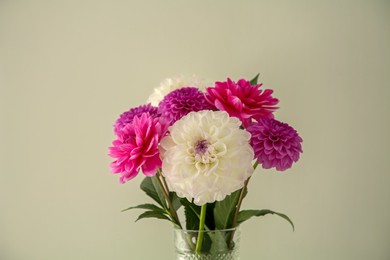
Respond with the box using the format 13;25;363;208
247;118;303;171
205;78;279;127
108;113;167;183
158;87;214;125
113;104;159;136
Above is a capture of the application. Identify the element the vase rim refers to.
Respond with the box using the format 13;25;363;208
173;226;240;232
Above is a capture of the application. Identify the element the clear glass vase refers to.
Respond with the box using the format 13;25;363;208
173;227;241;260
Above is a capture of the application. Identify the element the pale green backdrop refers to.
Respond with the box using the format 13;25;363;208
1;1;389;259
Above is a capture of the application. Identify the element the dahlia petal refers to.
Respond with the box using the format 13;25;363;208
142;143;160;157
214;99;228;112
129;147;142;160
135;135;144;147
237;79;249;88
119;171;138;183
124;160;136;173
141;155;161;176
262;160;273;169
273;141;283;151
110;161;122;173
268;152;276;160
231;96;243;111
264;139;273;150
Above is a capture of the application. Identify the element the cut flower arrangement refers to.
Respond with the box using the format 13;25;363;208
108;74;303;258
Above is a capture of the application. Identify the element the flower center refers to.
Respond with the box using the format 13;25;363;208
195;139;209;155
192;139;221;177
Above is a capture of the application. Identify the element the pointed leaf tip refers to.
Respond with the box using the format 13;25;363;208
249;73;260;86
140;176;167;209
237;209;294;231
121;203;164;212
135;210;171;222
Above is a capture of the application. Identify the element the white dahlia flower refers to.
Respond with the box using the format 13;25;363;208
160;110;254;205
147;75;211;106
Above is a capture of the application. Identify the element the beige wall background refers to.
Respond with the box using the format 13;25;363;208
1;1;389;259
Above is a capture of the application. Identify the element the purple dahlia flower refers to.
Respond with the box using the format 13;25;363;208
158;87;214;125
247;118;303;171
113;103;159;136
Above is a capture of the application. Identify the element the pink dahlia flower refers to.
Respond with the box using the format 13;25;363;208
247;118;303;171
108;113;167;183
113;104;159;136
158;87;214;125
205;78;279;127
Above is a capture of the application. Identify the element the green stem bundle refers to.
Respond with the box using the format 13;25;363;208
231;161;259;228
156;171;182;228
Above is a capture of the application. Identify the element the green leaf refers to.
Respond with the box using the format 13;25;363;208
205;202;216;230
169;192;182;211
237;209;295;231
213;190;241;230
121;203;164;212
151;175;168;208
140;177;161;206
140;177;167;209
249;73;260;86
180;198;201;230
136;210;171;222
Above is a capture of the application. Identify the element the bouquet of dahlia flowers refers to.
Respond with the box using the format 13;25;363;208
108;74;303;254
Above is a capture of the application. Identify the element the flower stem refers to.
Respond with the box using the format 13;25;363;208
195;204;207;254
226;161;259;248
232;161;259;228
156;171;182;229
